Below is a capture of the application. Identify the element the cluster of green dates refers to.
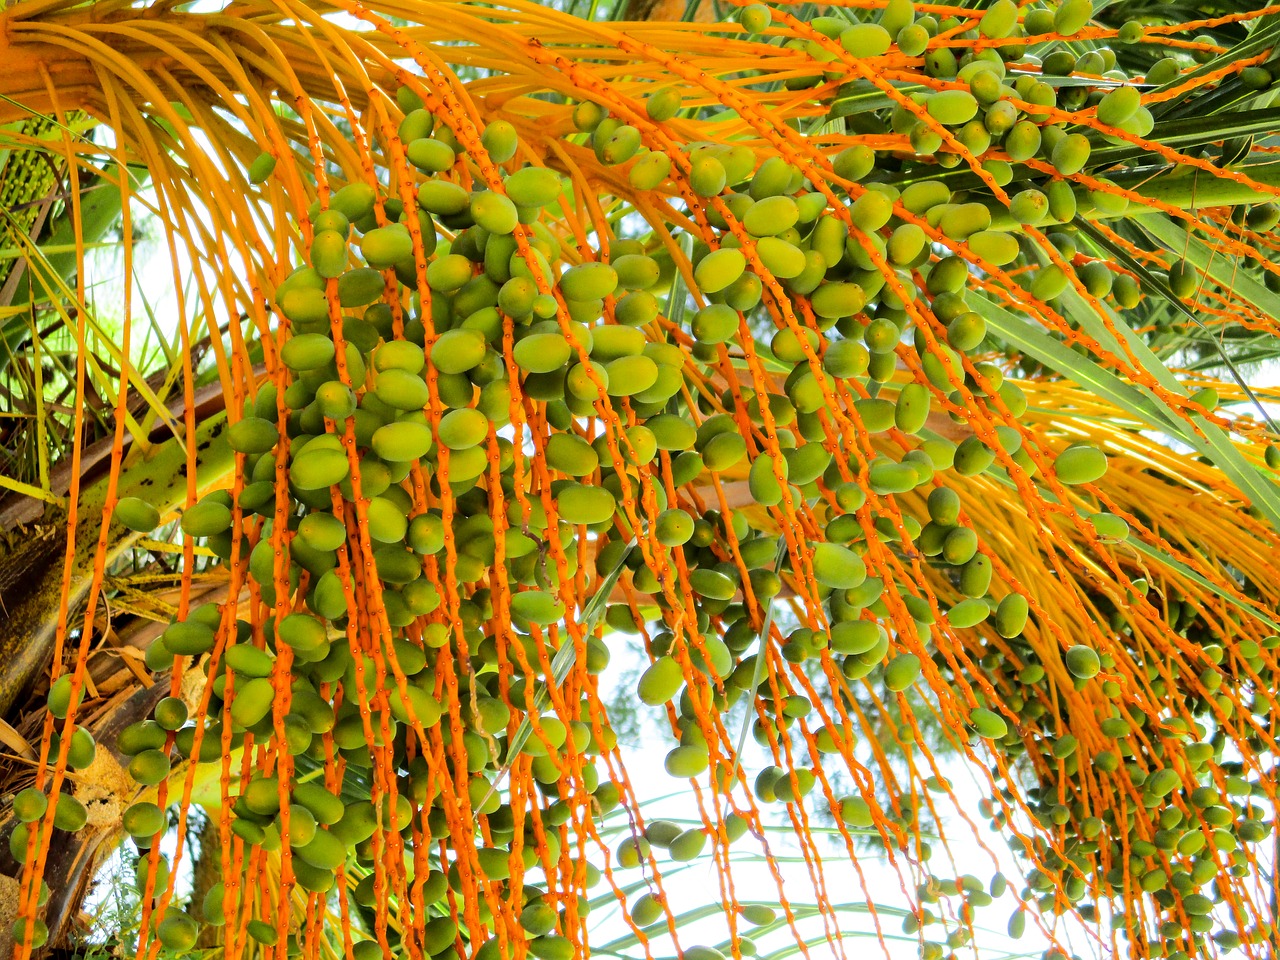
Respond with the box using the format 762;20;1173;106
983;747;1277;959
108;20;1133;917
977;570;1269;957
107;618;638;955
854;702;1277;959
728;0;1269;326
7;676;91;948
85;0;1251;952
963;595;1280;960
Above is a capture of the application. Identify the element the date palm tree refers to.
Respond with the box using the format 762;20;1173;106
1;0;1279;958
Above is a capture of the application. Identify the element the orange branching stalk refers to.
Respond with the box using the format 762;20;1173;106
3;1;1280;960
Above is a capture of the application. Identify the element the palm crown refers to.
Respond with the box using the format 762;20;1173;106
0;1;1279;959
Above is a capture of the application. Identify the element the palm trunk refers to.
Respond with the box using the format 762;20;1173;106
0;679;167;949
188;811;223;948
0;525;68;720
0;407;235;715
0;407;235;952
